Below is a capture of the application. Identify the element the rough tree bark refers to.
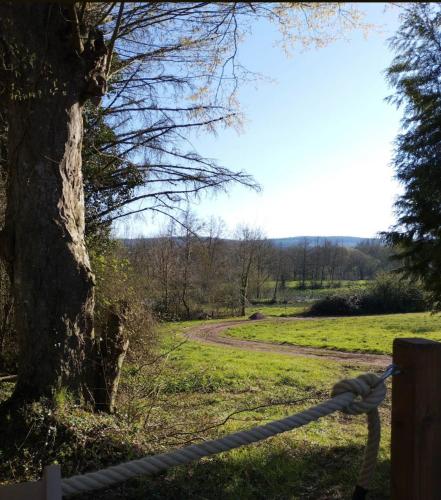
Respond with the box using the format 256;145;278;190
93;303;129;413
0;4;107;403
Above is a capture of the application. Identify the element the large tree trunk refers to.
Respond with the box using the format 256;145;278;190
7;94;94;401
0;5;107;403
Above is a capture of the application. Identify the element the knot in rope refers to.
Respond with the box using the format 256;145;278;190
331;373;386;415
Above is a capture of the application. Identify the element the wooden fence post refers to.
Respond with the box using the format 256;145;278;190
0;464;61;500
44;465;62;500
391;338;441;499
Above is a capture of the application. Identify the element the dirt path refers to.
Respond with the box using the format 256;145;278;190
187;319;391;368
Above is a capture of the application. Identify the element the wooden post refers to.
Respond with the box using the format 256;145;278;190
44;465;62;500
0;464;61;500
391;338;441;499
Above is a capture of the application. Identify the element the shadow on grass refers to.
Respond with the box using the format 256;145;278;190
78;443;390;500
0;390;389;500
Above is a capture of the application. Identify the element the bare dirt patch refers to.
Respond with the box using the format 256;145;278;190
187;318;391;368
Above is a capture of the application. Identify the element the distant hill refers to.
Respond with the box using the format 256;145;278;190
121;235;379;248
268;236;378;248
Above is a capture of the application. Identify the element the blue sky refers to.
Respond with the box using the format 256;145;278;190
117;3;403;239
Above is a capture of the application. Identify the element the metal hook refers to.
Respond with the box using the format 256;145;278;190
379;363;401;382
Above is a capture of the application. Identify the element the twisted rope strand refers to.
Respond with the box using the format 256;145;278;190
61;373;386;497
332;373;386;489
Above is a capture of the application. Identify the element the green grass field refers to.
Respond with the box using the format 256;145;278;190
3;311;409;499
256;279;369;303
246;304;306;317
123;310;441;498
225;312;441;355
264;280;369;290
128;323;391;499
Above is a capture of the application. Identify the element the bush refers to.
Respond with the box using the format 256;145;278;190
91;243;157;361
361;273;427;314
306;273;428;316
306;294;361;316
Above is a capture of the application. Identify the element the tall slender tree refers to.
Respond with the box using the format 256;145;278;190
382;3;441;307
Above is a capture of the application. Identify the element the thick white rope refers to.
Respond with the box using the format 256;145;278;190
332;373;386;490
61;373;386;497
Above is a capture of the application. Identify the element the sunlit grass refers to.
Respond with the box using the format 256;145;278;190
1;315;396;499
225;312;441;355
246;304;306;317
135;324;392;499
255;279;370;303
158;322;358;393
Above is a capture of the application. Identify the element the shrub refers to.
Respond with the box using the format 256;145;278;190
306;273;428;316
361;273;427;314
306;294;361;316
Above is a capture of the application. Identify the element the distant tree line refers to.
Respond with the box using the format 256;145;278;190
122;215;394;320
